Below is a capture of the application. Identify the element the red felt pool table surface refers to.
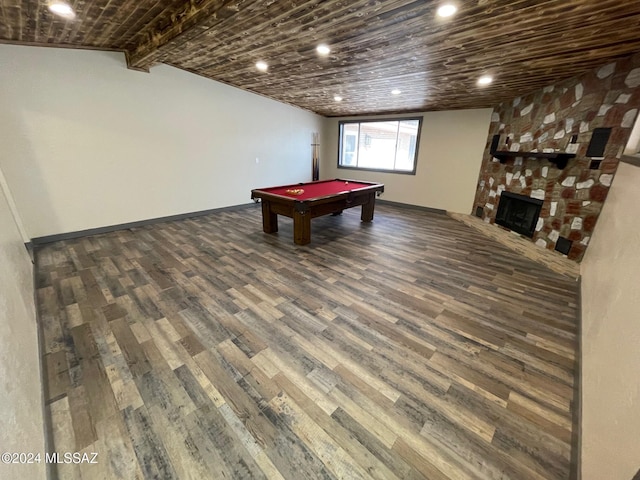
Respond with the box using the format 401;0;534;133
251;179;385;245
257;179;378;201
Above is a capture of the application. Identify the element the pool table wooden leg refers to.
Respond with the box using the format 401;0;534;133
261;201;278;233
293;211;311;245
361;194;376;222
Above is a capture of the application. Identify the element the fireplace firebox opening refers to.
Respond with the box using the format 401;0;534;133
495;191;543;238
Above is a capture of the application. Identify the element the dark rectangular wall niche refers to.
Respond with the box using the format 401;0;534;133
555;236;573;255
586;127;612;157
490;134;501;154
495;192;543;238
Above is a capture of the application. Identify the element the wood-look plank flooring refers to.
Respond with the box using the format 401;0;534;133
447;213;580;280
35;204;579;479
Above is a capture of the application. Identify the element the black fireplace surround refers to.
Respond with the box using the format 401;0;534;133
495;191;543;238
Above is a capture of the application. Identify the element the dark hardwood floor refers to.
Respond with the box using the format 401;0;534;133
35;203;579;479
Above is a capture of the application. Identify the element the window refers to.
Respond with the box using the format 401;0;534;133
338;117;422;174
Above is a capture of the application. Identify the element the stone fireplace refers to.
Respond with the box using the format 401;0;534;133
474;52;640;261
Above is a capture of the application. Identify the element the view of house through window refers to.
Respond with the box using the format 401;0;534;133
338;117;422;174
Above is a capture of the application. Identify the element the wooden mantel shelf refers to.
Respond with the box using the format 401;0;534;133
491;150;576;169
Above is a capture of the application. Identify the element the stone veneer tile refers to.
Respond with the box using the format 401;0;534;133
625;68;640;88
600;174;613;186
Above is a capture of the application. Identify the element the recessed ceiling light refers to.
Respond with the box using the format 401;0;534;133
437;4;457;18
391;89;402;95
255;61;268;72
48;1;76;18
477;75;493;86
316;44;331;56
334;95;343;102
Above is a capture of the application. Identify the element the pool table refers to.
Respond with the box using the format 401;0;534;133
251;179;385;245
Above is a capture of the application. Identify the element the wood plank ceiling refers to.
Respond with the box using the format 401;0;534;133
2;0;640;117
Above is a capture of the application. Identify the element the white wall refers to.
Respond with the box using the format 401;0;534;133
0;45;324;238
0;168;45;479
580;161;640;480
624;113;640;155
322;109;492;213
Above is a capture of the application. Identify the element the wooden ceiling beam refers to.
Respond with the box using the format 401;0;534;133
126;0;243;72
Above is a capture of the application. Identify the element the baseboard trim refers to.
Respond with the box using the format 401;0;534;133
377;199;446;215
32;261;53;480
621;154;640;168
30;203;255;245
571;275;583;480
24;241;35;263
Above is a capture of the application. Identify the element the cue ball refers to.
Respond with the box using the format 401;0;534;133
345;181;349;184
